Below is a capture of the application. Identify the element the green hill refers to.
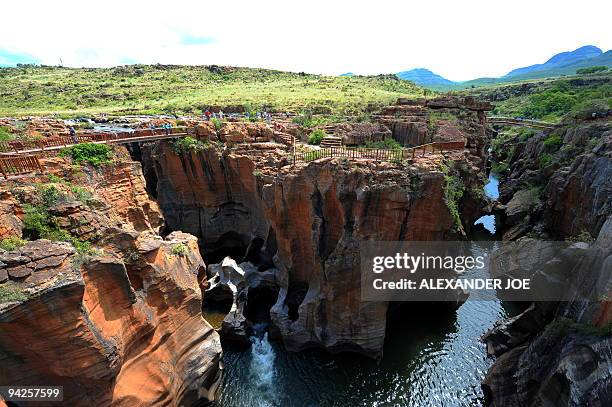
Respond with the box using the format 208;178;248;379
0;65;425;117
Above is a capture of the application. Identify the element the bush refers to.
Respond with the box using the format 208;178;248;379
0;236;26;251
308;129;326;145
41;184;62;207
517;128;536;141
210;118;223;132
442;168;465;231
523;91;577;119
59;143;113;167
171;243;189;256
539;153;554;169
576;66;608;75
22;203;91;253
491;161;509;175
171;136;211;154
543;134;563;149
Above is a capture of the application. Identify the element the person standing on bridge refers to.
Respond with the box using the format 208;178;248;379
69;126;77;144
204;110;211;121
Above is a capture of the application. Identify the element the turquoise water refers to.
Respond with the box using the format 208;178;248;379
474;174;500;235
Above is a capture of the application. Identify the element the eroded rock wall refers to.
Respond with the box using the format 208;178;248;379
144;141;481;357
0;151;222;406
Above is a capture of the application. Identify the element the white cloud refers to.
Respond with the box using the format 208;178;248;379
1;0;610;81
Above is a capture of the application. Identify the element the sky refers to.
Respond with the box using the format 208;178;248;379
1;0;610;81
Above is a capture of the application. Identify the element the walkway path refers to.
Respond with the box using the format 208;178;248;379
0;127;188;156
487;117;555;130
293;141;466;164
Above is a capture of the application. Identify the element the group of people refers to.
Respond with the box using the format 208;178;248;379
202;110;273;123
149;122;174;135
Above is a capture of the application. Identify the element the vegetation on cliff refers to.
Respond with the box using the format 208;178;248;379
0;65;424;117
468;73;611;122
59;143;113;167
18;184;92;253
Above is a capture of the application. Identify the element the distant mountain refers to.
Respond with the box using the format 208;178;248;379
396;68;454;86
397;45;611;91
340;72;354;77
504;45;603;78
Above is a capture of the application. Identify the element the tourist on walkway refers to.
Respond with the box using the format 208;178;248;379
69;126;77;144
204;110;211;121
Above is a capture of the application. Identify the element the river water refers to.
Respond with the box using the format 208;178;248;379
213;174;508;407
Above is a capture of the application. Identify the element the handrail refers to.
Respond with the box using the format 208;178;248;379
486;116;555;129
0;155;43;179
293;141;466;163
0;127;189;155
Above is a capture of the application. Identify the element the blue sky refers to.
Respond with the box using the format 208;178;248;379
1;0;610;81
0;49;39;66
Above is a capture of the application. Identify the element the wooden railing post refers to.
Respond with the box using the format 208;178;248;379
0;160;7;179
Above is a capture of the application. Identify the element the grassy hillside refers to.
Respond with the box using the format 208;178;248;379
0;65;425;117
464;73;612;122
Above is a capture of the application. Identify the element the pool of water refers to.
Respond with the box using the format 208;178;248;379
213;173;506;407
216;298;508;407
474;174;500;235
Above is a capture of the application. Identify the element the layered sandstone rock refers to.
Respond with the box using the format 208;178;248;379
374;97;491;156
0;232;222;407
143;139;484;357
0;152;222;406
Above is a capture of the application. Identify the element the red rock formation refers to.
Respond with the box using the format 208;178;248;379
0;154;221;406
0;191;23;239
144;140;482;357
0;232;221;407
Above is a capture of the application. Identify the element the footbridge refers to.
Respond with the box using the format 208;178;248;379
0;127;188;156
487;116;556;130
0;127;188;179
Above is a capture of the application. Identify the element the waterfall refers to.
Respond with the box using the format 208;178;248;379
248;325;279;407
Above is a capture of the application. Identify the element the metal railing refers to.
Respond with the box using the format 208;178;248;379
293;141;466;163
0;155;43;179
487;117;555;129
0;127;189;155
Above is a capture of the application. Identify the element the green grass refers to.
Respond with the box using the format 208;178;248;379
0;65;425;117
576;66;609;75
0;126;14;141
0;286;29;303
171;136;212;154
0;236;26;251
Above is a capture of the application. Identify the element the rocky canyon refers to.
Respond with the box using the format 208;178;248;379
0;95;609;407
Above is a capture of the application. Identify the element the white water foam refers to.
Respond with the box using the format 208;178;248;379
248;332;279;406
